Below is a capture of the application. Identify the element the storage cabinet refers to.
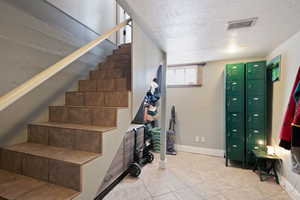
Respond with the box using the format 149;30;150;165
225;61;267;167
245;61;267;164
225;63;245;164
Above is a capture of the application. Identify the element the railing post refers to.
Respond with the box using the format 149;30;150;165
159;54;167;169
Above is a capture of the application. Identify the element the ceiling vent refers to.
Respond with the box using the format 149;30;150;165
227;17;258;30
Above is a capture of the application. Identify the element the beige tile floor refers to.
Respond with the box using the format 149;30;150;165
103;152;291;200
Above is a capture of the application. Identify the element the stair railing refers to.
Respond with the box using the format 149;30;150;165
0;19;131;112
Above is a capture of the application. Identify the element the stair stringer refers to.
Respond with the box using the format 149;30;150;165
73;92;132;200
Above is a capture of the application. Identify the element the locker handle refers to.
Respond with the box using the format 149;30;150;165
233;66;237;69
254;146;259;149
232;129;237;132
232;98;237;101
232;145;237;148
254;114;259;117
254;130;259;133
253;97;259;101
254;64;259;67
232;82;237;85
232;114;237;117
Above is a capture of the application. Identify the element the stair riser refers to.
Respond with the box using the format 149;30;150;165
113;47;131;55
107;55;131;62
65;91;128;107
65;92;104;107
49;107;117;127
107;59;131;67
0;149;81;191
28;125;103;153
79;79;129;92
89;69;130;80
105;91;129;107
99;61;131;70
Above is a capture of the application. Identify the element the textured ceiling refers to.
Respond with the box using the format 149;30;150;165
120;0;300;64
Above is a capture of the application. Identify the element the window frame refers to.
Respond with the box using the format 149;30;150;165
167;64;203;88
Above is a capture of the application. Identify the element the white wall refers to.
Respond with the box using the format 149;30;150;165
131;22;165;117
0;1;110;147
267;30;300;196
46;0;117;43
167;58;264;152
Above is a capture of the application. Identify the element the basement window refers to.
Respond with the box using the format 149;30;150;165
167;65;203;87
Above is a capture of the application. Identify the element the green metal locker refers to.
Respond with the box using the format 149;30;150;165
245;61;267;164
225;63;245;166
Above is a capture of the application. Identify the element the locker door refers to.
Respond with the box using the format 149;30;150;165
228;123;244;138
247;112;265;129
246;128;265;145
247;80;265;95
226;63;244;80
225;63;245;165
227;96;243;112
228;139;244;161
246;61;266;80
226;80;243;95
227;112;243;131
247;96;264;112
245;61;267;165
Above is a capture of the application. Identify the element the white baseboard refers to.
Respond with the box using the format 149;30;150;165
280;176;300;200
175;144;225;157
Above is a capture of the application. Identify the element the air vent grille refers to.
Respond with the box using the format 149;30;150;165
227;17;258;30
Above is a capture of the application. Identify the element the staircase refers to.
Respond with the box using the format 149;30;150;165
0;44;132;200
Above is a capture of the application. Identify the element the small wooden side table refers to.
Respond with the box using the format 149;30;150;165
252;150;281;184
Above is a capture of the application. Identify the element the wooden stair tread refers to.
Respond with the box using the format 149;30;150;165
119;43;131;48
30;122;116;133
4;143;100;165
0;169;79;200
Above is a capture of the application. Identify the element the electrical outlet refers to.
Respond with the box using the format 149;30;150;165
195;136;200;142
201;137;205;143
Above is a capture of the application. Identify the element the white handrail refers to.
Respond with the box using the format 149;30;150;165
0;19;131;111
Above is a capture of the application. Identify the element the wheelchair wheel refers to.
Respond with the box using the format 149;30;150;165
128;163;142;177
145;152;154;163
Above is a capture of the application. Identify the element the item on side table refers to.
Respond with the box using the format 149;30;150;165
167;105;177;155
